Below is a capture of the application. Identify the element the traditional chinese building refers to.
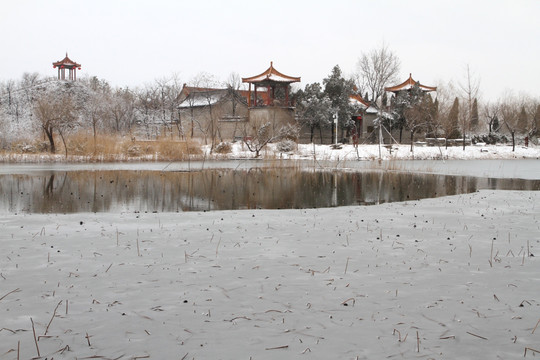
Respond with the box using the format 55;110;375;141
177;84;250;140
242;62;300;132
52;53;81;81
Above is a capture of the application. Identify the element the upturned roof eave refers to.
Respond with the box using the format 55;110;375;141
242;61;300;84
384;73;436;92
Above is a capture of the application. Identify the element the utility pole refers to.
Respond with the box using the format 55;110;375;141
333;111;338;145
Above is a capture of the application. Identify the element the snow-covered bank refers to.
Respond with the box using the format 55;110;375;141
285;143;540;161
1;143;539;164
1;190;539;359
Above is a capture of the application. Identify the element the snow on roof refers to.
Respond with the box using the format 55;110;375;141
178;92;224;108
52;52;81;68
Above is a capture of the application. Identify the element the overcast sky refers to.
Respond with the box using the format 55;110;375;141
1;0;538;101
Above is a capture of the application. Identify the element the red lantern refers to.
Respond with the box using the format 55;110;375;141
78;67;81;70
53;65;56;68
61;65;64;69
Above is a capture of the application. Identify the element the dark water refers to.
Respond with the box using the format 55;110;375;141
1;169;539;213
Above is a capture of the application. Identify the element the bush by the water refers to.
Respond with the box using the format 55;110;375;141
214;142;232;154
472;133;509;145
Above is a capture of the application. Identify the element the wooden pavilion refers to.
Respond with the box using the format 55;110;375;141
52;53;81;81
242;62;300;107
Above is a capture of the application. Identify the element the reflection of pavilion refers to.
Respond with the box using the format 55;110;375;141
52;53;82;81
242;62;300;129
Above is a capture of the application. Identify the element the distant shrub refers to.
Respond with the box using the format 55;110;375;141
214;142;232;154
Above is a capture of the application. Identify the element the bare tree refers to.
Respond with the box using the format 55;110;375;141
499;95;519;151
355;43;400;105
34;91;78;154
483;101;501;134
188;72;223;150
242;118;281;158
154;74;183;138
458;64;480;150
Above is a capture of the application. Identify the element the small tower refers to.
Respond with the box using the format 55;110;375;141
52;53;81;81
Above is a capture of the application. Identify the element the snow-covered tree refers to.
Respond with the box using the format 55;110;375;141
323;65;358;140
296;82;332;143
532;104;540;136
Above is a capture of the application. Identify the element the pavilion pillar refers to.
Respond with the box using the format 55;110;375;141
247;83;251;107
254;85;258;107
267;86;271;106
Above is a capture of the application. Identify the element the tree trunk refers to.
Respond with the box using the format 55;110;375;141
410;130;414;152
462;132;466;151
511;131;515;151
44;126;56;154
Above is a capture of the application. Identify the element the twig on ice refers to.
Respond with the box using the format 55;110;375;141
0;288;21;302
532;319;540;334
466;331;488;340
265;345;288;350
30;318;40;357
45;300;63;335
525;347;540;357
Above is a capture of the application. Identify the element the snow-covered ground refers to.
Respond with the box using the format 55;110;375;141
1;154;540;359
261;142;540;161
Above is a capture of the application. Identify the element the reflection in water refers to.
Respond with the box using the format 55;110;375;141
1;169;539;213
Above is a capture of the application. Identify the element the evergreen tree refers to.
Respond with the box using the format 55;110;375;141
517;105;528;134
447;97;461;139
470;98;479;131
390;83;429;143
323;65;357;135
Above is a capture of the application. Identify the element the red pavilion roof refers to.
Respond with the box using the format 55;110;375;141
385;73;436;93
53;53;81;68
242;62;300;84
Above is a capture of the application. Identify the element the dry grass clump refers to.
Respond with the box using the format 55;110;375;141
10;140;49;153
151;137;202;160
61;133;203;160
2;132;204;161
